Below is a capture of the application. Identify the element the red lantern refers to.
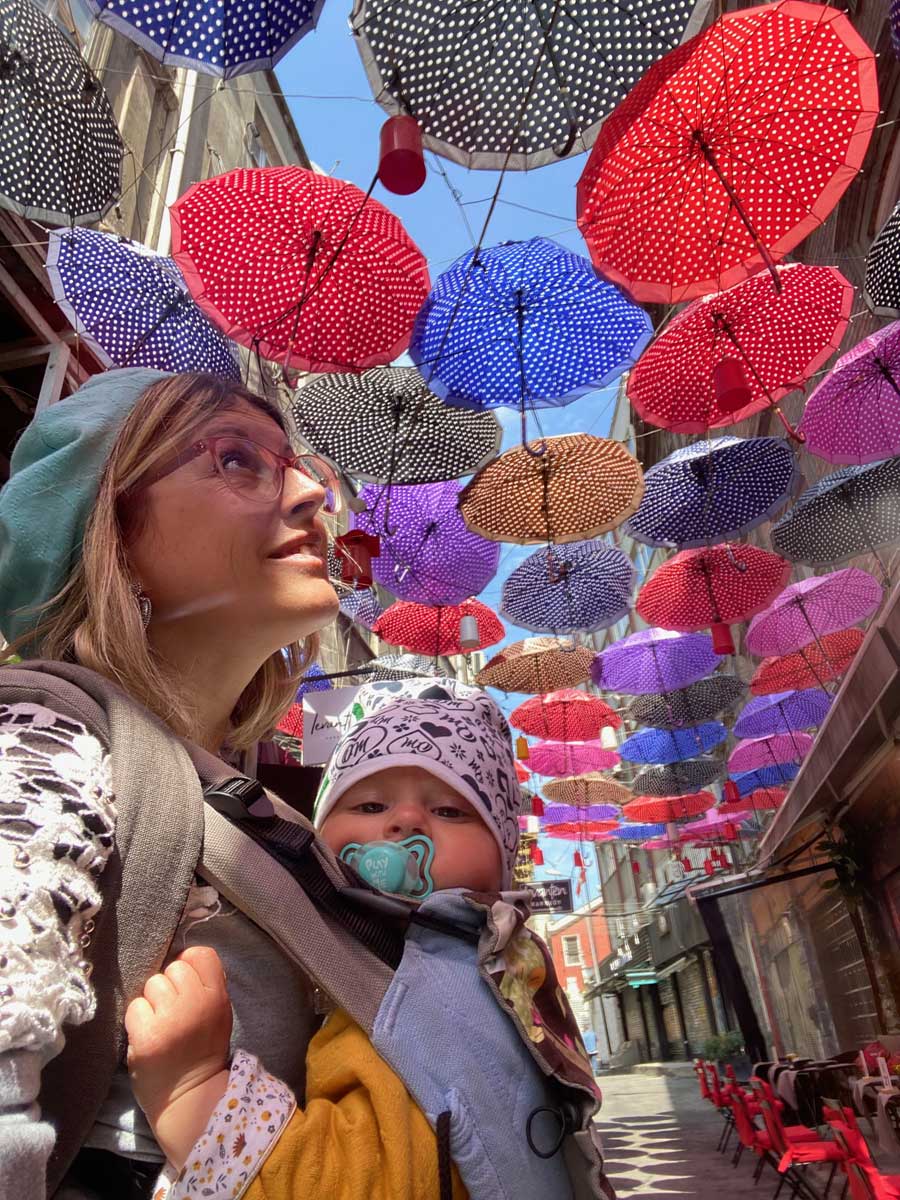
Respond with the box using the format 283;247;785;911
680;856;693;872
378;115;426;196
531;843;544;866
704;858;715;876
711;622;736;656
724;780;741;804
632;860;640;874
531;796;545;818
713;357;752;415
574;850;585;868
334;530;380;589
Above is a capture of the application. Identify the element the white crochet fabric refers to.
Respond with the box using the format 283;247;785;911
0;703;115;1054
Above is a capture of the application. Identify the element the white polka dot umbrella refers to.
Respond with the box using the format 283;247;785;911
0;0;123;224
745;568;882;658
864;198;900;319
634;759;724;797
576;1;879;304
625;676;746;730
171;167;430;372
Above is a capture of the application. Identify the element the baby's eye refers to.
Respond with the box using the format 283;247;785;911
351;801;387;814
434;806;467;820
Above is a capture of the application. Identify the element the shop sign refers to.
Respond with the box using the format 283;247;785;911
526;879;573;913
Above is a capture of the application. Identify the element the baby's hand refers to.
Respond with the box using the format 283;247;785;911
125;946;232;1166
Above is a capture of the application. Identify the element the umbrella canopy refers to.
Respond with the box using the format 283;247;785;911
345;653;438;683
622;437;799;548
626;676;745;730
373;597;503;656
290;366;501;485
734;689;832;739
728;732;814;773
604;823;666;842
349;0;699;171
592;628;718;695
475;638;594;695
619;722;728;765
500;541;635;635
745;568;883;657
459;434;644;545
749;628;865;694
46;227;239;377
634;759;724;796
679;812;743;842
542;803;621;823
171;167;430;372
621;793;714;823
410;238;651;412
526;741;620;778
0;0;123;224
86;0;321;76
719;788;787;815
625;264;853;431
509;689;622;740
543;773;632;808
297;664;333;699
864;198;900;319
576;1;878;303
731;763;800;796
515;762;531;784
273;702;304;765
338;588;384;632
799;322;900;465
544;820;621;841
772;457;900;576
636;545;791;632
354;481;499;606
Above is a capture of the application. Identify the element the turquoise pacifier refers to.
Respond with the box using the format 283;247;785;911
339;835;435;899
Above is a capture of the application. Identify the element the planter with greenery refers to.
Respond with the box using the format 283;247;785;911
702;1030;751;1076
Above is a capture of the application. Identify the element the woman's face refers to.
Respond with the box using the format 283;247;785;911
126;399;339;654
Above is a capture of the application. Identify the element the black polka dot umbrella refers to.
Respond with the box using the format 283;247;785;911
290;367;500;485
771;457;900;581
864;197;900;319
350;0;700;171
625;676;745;730
633;759;724;797
0;0;123;224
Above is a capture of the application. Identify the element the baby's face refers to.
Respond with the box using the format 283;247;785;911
320;764;503;893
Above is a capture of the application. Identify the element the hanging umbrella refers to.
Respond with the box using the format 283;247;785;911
525;740;620;778
509;689;621;740
373;597;503;656
634;759;724;796
799;323;900;465
731;763;800;796
273;702;304;765
621;793;714;823
750;629;865;695
619;722;728;765
592;628;718;695
543;773;631;808
410;238;651;424
623;437;798;549
500;540;635;635
636;545;791;645
458;433;644;545
625;264;853;432
864;198;900;319
544;820;621;841
719;788;787;816
604;823;666;842
350;0;699;171
0;0;123;224
576;1;878;303
728;732;814;774
679;812;743;843
745;568;883;658
626;676;745;730
86;0;321;76
338;588;384;632
290;366;501;485
475;638;594;695
345;653;438;683
171;167;430;372
515;762;531;785
541;803;621;824
46;228;239;377
734;689;832;739
297;664;333;699
354;481;499;606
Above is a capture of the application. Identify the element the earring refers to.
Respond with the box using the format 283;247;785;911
131;581;152;630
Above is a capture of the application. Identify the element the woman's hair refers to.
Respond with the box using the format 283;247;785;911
4;373;318;750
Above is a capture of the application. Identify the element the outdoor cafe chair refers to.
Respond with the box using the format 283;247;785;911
758;1096;846;1200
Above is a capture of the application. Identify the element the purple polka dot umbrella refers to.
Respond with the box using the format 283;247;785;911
542;803;622;824
500;540;635;634
619;722;728;765
353;480;499;606
592;628;718;695
733;688;832;739
745;568;882;658
525;740;620;778
728;732;814;773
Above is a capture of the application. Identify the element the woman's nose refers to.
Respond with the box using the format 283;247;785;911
281;463;328;516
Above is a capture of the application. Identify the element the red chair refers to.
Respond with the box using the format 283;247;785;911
707;1061;738;1152
758;1097;846;1200
695;1059;713;1103
750;1079;821;1140
830;1127;900;1200
823;1107;873;1166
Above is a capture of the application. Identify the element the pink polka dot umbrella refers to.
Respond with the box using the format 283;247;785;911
524;740;620;778
728;732;814;773
745;568;882;657
171;167;430;372
576;1;878;305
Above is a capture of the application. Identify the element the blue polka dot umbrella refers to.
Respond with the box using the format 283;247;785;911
85;0;323;76
297;664;332;699
731;762;800;797
619;722;728;765
338;588;384;632
500;540;635;634
409;238;651;437
622;436;799;549
46;227;239;376
733;688;832;739
603;823;666;842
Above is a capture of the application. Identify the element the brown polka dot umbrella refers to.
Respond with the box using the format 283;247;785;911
458;433;644;545
475;637;594;695
543;773;632;808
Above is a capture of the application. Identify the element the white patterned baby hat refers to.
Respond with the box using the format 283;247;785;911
313;677;522;888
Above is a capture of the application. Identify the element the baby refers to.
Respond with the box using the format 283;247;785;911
126;681;600;1200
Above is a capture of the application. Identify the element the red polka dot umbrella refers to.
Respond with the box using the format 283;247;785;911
626;264;853;433
719;788;787;816
576;1;878;304
636;545;791;649
621;793;714;823
543;820;620;840
750;628;865;694
475;637;594;695
171;167;430;372
509;688;621;741
373;597;503;656
273;703;304;765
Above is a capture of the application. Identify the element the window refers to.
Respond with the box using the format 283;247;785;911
35;0;94;48
562;935;582;966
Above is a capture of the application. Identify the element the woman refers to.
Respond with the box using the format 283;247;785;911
0;368;345;1198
